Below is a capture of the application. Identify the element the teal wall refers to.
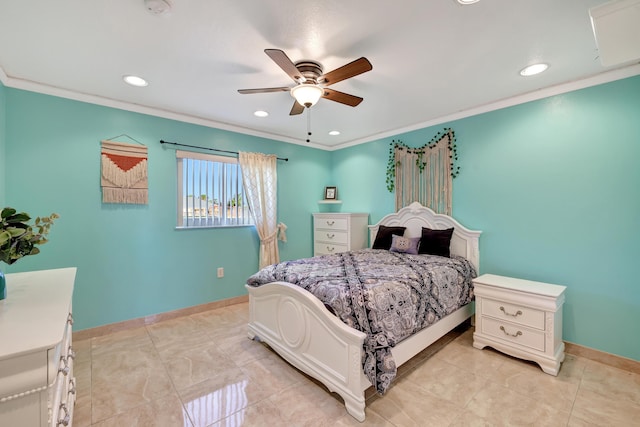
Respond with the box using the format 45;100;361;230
333;75;640;361
0;81;6;206
4;88;329;330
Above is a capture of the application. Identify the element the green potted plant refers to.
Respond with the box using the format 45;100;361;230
0;207;59;300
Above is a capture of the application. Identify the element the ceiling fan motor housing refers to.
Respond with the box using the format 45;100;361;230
295;61;324;83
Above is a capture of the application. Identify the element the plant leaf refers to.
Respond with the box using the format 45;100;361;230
1;207;16;219
7;227;27;237
0;230;10;246
6;212;30;223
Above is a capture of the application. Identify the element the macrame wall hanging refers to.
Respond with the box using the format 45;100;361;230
386;128;459;215
101;139;148;204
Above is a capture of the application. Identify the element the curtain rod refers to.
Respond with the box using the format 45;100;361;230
159;140;289;162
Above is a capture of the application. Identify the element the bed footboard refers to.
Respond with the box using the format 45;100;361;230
246;282;369;422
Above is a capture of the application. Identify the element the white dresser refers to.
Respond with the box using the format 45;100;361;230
0;268;77;427
472;274;566;376
312;213;368;256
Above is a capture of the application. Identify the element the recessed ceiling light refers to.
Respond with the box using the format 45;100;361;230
253;110;269;117
329;130;340;136
457;0;480;4
123;75;148;87
519;63;549;77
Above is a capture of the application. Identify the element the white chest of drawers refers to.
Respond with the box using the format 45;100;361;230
312;213;368;256
472;274;566;376
0;268;77;427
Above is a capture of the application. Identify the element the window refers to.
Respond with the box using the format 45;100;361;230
176;150;252;227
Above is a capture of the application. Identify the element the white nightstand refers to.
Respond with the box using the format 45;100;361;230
472;274;567;376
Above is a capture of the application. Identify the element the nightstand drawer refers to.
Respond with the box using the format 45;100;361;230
314;217;348;231
314;230;348;244
314;242;348;255
481;317;545;352
482;298;545;330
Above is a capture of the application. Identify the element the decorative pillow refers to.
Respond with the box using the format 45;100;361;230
372;225;407;250
418;227;454;257
389;235;421;255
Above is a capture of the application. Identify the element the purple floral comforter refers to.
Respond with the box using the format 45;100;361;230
246;248;476;394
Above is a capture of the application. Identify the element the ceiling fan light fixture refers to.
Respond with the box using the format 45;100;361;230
291;84;324;108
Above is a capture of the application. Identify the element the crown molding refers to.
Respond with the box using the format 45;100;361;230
2;63;639;152
330;62;640;151
0;67;326;151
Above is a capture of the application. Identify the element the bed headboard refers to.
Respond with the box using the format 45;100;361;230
368;202;482;272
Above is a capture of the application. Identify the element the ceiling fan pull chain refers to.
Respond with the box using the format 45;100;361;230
306;108;312;143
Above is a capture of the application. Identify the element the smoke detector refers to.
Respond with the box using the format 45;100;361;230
144;0;172;15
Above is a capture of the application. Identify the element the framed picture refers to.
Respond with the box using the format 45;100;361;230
324;186;337;200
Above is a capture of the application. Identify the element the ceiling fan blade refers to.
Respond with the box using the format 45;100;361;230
321;88;363;107
320;57;372;86
238;87;290;94
265;49;306;83
289;101;305;115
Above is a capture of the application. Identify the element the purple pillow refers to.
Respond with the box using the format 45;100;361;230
389;235;421;255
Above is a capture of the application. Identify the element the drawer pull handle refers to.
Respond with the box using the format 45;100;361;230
57;403;70;426
499;306;523;317
500;326;523;338
68;345;76;360
326;246;335;252
326;233;335;239
68;378;76;395
67;313;74;325
59;356;70;376
326;221;335;226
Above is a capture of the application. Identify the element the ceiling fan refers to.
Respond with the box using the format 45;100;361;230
238;49;373;115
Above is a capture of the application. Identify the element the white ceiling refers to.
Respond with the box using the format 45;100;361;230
1;0;639;149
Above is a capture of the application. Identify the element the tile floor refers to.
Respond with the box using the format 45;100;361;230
72;302;640;426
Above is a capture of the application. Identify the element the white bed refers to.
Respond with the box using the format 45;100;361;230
245;202;481;422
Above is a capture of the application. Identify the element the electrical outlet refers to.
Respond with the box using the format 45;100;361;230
217;267;224;278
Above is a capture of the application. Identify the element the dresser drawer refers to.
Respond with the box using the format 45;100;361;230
481;317;546;352
314;242;348;255
314;217;348;231
314;230;348;244
481;298;545;330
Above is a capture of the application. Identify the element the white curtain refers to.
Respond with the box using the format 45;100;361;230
239;152;286;269
394;130;453;215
